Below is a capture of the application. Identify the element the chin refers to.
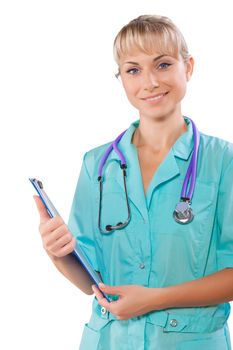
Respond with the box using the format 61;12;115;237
139;104;181;121
139;109;170;121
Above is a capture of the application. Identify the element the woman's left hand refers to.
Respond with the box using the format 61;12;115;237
92;283;163;320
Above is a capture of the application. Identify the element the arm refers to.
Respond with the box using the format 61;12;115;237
34;195;95;295
47;252;96;295
92;268;233;320
151;268;233;310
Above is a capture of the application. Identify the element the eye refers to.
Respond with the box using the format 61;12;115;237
158;62;172;70
126;68;140;75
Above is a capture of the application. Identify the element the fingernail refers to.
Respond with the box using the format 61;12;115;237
99;283;105;288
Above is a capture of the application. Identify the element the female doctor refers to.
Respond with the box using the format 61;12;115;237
34;15;233;349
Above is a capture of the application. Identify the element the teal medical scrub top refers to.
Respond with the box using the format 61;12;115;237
68;116;233;350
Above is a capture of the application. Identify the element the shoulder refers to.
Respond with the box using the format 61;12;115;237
202;133;233;193
200;131;233;176
82;141;112;178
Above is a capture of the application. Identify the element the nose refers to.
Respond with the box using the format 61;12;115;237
143;71;159;91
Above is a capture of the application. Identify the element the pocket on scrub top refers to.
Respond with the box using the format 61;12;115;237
79;314;112;350
153;180;217;279
177;326;229;350
178;335;229;350
79;323;100;350
155;180;216;236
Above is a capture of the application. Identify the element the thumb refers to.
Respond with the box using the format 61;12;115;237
33;195;50;223
98;283;122;295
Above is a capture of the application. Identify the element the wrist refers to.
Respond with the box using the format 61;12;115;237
46;250;60;262
148;287;168;311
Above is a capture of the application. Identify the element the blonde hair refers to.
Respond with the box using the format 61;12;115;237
113;15;190;78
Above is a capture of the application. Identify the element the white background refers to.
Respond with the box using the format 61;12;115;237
1;0;233;349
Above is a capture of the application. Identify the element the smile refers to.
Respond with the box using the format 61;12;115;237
142;92;169;103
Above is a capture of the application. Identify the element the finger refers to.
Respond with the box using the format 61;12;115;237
92;285;110;308
43;223;69;245
92;284;107;300
98;283;122;295
49;232;73;252
33;195;50;223
40;216;64;237
53;237;76;257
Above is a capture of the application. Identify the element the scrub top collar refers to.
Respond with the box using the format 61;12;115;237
118;116;194;161
104;116;195;217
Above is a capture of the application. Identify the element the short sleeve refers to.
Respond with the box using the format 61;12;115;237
67;152;99;272
216;157;233;270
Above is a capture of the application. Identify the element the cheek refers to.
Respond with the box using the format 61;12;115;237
177;78;187;98
122;83;140;106
123;81;137;96
169;74;187;99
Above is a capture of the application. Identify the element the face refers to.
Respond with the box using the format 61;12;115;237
118;49;194;121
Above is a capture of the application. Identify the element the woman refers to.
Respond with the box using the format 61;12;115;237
34;15;233;349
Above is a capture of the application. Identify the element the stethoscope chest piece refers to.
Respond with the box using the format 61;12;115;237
173;201;194;224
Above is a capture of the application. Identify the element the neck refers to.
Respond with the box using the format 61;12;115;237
131;114;187;153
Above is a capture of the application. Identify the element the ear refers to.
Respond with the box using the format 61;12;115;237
185;56;194;81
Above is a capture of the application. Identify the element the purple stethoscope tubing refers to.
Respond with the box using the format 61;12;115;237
97;116;200;229
98;117;199;200
97;130;127;178
180;117;200;200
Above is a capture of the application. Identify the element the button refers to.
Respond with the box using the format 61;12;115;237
139;263;145;269
170;319;178;327
101;307;107;315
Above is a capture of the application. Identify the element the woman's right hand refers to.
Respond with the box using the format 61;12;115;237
33;195;76;258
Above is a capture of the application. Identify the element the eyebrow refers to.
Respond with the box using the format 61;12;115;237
123;54;169;65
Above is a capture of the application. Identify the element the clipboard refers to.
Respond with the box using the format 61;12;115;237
29;177;111;302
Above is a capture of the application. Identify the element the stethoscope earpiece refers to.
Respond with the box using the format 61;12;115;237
105;222;124;232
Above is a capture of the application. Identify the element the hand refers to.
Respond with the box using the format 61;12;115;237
92;283;162;320
33;195;76;258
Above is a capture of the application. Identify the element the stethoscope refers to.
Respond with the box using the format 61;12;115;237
97;117;200;234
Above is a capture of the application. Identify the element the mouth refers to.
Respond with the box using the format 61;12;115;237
141;91;169;104
142;92;169;101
